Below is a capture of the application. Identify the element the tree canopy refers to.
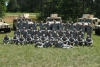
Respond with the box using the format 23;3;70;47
0;0;99;21
0;0;6;17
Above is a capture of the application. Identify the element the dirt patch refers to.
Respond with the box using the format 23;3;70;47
3;16;17;23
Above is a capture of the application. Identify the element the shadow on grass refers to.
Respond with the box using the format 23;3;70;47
93;33;100;36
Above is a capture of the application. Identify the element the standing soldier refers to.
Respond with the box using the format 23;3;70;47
51;21;58;30
45;22;51;30
17;20;23;30
21;27;28;38
70;22;74;31
25;20;29;29
64;21;70;30
76;23;80;31
81;22;85;33
87;23;93;37
58;21;64;30
39;21;44;30
32;21;37;30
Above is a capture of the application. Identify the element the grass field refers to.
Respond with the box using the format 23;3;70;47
0;22;100;67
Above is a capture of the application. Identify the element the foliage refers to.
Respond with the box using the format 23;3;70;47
5;0;100;21
0;0;6;17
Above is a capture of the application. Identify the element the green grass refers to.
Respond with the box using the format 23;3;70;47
5;13;40;16
0;25;100;67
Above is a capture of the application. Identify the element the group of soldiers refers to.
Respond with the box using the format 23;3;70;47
2;20;93;48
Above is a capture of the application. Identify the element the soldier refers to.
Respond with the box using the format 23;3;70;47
51;30;57;38
78;29;84;39
64;21;70;30
2;34;10;44
39;21;44;30
33;34;40;43
77;35;84;46
64;29;70;38
69;22;74;31
48;34;54;43
61;35;69;45
14;28;21;37
58;21;64;30
12;34;19;44
35;34;47;48
45;22;51;30
54;39;63;48
42;28;48;37
17;20;23;30
25;20;29;29
27;27;34;37
43;39;52;48
71;28;78;39
74;37;79;46
85;35;93;46
81;22;85;33
57;29;64;37
51;21;58;30
69;34;75;46
32;21;37;30
18;35;25;45
55;34;61;41
26;34;33;44
36;28;42;38
21;27;28;38
76;23;80;31
87;23;93;37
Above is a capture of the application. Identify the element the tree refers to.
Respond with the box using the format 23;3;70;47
0;0;6;17
7;0;18;12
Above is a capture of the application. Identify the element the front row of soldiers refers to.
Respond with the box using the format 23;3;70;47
2;32;93;48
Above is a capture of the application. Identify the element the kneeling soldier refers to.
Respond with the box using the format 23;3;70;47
26;34;33;44
78;35;84;46
85;35;93;46
69;34;75;46
3;34;10;44
18;35;25;45
12;34;19;44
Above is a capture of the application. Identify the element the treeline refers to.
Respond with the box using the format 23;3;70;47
0;0;100;21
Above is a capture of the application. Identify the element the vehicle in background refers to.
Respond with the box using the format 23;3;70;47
46;14;62;24
75;14;100;30
0;18;11;33
95;25;100;34
13;14;33;30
